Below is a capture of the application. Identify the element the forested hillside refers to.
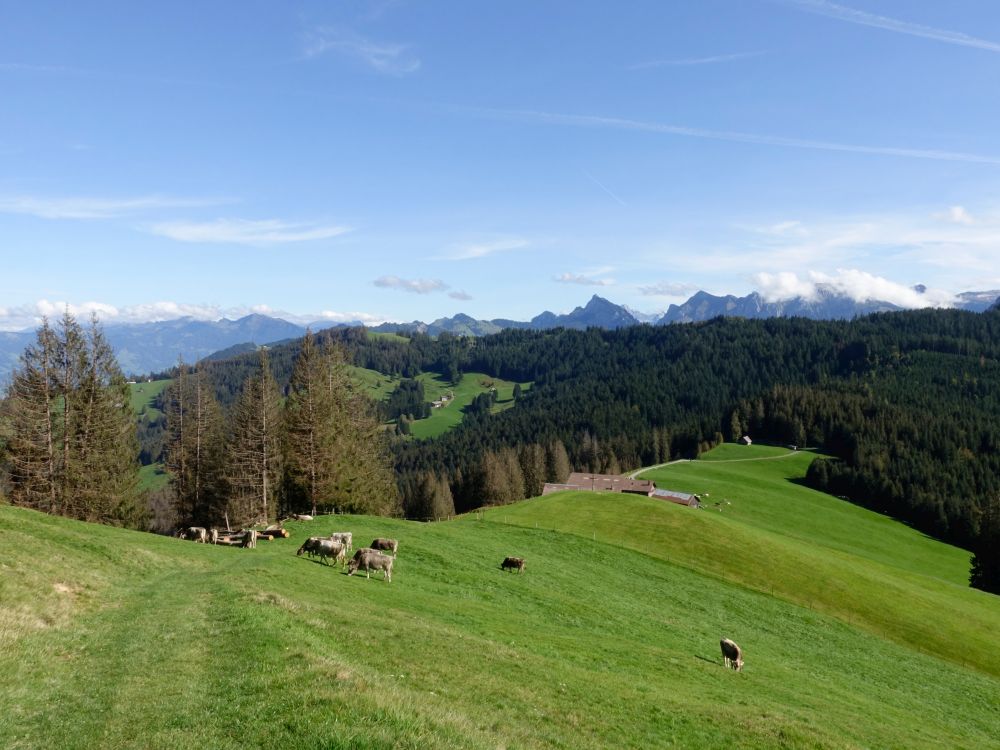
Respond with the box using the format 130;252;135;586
8;308;999;590
182;309;1000;589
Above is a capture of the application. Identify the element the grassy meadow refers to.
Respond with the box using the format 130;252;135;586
407;372;529;439
128;378;171;421
2;444;999;748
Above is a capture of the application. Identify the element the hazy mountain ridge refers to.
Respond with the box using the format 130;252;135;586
1;289;998;379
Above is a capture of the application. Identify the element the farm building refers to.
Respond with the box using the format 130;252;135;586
741;435;753;445
542;473;656;496
651;489;700;507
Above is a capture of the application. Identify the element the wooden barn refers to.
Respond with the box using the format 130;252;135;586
542;473;656;496
651;489;701;507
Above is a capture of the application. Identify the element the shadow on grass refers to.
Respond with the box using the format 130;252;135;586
694;654;721;667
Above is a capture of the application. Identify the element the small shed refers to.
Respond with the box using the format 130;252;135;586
741;435;752;445
652;489;700;508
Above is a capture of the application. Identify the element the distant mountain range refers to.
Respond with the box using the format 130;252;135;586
0;288;997;380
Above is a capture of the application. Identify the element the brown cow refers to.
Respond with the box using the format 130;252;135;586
500;556;526;573
314;539;345;566
328;532;353;552
347;548;394;582
370;538;398;556
720;638;744;671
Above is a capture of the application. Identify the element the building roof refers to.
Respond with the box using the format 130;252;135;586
562;472;655;494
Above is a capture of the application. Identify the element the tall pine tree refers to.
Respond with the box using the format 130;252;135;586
164;360;225;526
226;349;283;525
4;313;141;525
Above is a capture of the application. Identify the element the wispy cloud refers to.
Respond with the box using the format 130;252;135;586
312;309;388;325
0;194;225;220
435;238;529;260
373;275;449;294
0;300;391;332
149;218;350;245
554;267;616;286
583;170;627;207
933;205;975;225
753;269;956;307
303;26;420;74
783;1;1000;53
473;107;1000;165
448;290;473;301
638;281;697;297
628;51;763;69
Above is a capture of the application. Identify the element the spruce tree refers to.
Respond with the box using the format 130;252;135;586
4;313;141;525
4;319;59;513
284;330;334;516
226;349;283;525
73;317;142;525
165;361;225;526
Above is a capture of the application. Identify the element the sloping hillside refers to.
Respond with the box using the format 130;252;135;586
1;456;998;748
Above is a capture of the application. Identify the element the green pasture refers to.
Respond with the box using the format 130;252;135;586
408;372;530;440
2;448;999;747
128;378;171;421
139;463;169;493
347;365;399;401
366;330;411;344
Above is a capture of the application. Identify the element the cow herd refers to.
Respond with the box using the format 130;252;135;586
178;520;745;672
297;532;397;583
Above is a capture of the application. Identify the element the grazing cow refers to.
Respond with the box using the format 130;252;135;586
209;528;219;545
180;526;208;543
242;529;258;549
291;514;314;521
500;556;526;573
329;532;353;552
370;538;398;556
720;638;744;671
347;548;394;582
314;539;346;566
297;537;322;557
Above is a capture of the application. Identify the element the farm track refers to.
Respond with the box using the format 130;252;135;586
626;449;798;479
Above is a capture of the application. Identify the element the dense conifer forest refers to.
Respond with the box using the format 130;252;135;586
4;309;999;591
175;309;1000;590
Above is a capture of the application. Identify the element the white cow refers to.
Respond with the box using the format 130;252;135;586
720;638;744;671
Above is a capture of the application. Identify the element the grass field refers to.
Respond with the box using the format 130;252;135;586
347;368;530;438
409;372;530;440
128;378;171;421
366;330;411;344
139;463;170;492
347;365;399;401
1;445;998;748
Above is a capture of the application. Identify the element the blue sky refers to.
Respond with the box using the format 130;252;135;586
3;0;1000;329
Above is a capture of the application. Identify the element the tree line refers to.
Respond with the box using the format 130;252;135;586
0;319;397;534
159;331;397;530
5;308;1000;592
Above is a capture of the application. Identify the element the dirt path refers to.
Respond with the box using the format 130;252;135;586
627;451;798;479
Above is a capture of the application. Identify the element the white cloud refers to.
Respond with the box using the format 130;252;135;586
475;107;1000;165
0;300;392;332
437;238;529;260
784;1;1000;53
638;281;697;297
0;194;224;220
149;218;351;245
449;290;474;301
753;269;956;307
629;51;763;69
373;275;449;294
314;310;388;325
303;26;420;74
933;205;975;225
554;272;615;287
